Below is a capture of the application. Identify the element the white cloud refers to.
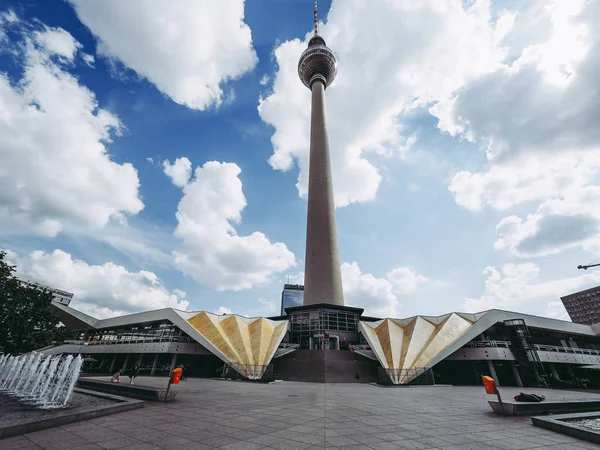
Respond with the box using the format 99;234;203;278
33;27;82;61
215;306;233;315
442;1;600;258
544;301;570;321
259;74;269;86
0;10;19;44
9;249;188;319
163;157;192;188
0;24;143;237
463;262;600;315
258;0;508;207
146;157;154;164
68;0;258;110
342;262;427;318
169;160;296;291
386;267;428;294
81;52;94;67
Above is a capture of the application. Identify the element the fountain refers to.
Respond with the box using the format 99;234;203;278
0;352;82;409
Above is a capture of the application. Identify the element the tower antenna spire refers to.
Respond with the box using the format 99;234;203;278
314;0;319;35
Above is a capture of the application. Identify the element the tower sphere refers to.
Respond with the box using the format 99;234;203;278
298;35;338;89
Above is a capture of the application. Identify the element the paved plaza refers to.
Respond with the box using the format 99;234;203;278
2;378;600;450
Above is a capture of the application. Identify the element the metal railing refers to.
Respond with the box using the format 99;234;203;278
465;340;600;356
466;340;511;348
534;344;600;356
63;336;195;346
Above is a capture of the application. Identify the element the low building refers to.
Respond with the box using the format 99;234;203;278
561;285;600;325
19;279;74;306
45;301;600;387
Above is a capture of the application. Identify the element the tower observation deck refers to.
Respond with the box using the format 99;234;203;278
298;0;344;307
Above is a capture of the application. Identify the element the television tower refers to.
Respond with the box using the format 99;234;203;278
298;0;344;306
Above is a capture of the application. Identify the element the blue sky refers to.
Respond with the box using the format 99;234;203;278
1;0;600;321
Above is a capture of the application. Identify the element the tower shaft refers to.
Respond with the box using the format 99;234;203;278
303;79;344;306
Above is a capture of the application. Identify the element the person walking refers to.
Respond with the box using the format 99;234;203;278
129;361;140;385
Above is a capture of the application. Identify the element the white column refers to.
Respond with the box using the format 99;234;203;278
150;354;159;376
169;354;178;372
487;360;500;386
511;362;523;387
549;362;559;378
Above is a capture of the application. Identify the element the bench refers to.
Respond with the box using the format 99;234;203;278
489;399;600;416
76;379;178;402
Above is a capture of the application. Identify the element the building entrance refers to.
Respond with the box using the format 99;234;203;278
310;334;340;350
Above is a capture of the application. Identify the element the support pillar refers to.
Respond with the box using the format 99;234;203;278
487;360;500;386
511;362;523;387
472;362;480;384
122;354;130;371
151;354;159;376
549;362;559;379
169;354;178;372
99;355;107;369
566;364;576;381
109;355;117;374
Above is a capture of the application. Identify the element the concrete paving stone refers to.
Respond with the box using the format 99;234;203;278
219;442;262;450
377;432;411;442
435;433;478;445
156;437;204;450
325;436;359;447
437;444;505;450
290;433;325;445
96;437;145;449
247;434;284;446
117;444;160;450
392;439;438;450
184;430;220;442
26;434;89;448
0;445;40;450
268;440;313;450
0;438;40;450
32;439;90;450
66;445;104;450
486;438;549;449
367;442;405;450
194;434;239;447
269;429;304;440
71;429;128;443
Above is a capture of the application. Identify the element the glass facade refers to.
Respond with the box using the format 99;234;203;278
289;307;359;349
79;321;194;346
281;284;305;315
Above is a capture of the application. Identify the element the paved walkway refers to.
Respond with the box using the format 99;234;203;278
1;377;599;450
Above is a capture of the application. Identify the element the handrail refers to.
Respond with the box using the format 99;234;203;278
464;340;600;355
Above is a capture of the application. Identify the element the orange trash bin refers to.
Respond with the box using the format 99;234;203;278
170;367;183;384
482;375;497;394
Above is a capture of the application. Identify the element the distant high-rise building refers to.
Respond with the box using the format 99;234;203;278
18;279;74;306
299;0;344;307
561;285;600;325
280;284;304;315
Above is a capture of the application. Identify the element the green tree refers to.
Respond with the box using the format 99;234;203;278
0;251;65;355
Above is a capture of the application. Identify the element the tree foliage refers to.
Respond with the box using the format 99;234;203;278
0;251;66;355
